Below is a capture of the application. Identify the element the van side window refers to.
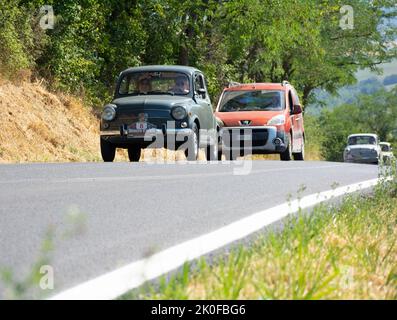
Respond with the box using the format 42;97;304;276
288;90;294;113
293;89;300;105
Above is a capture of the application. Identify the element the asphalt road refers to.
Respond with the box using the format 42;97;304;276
0;160;379;298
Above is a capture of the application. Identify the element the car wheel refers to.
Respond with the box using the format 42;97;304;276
101;138;116;162
280;133;292;161
128;146;141;162
293;139;305;161
185;123;199;161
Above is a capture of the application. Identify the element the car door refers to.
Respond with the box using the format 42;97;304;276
193;73;215;139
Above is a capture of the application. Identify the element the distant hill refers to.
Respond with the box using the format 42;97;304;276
307;77;394;115
384;74;397;86
307;58;397;115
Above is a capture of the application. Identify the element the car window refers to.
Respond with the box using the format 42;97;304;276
194;74;206;99
118;71;190;96
348;136;377;145
218;90;285;112
381;144;390;152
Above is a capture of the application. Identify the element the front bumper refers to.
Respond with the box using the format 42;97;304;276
220;126;287;153
344;156;379;164
100;128;194;147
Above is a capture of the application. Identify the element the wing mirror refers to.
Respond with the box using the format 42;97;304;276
293;104;303;114
197;88;206;98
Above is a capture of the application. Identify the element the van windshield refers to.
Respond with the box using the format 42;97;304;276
218;90;284;112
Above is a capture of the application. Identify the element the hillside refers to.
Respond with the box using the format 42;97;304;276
0;79;100;163
0;79;196;163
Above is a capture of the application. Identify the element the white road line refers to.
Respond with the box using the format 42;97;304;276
50;177;380;300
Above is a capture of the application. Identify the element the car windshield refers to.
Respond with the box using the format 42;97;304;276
218;90;284;112
118;71;190;96
348;136;376;145
380;144;390;152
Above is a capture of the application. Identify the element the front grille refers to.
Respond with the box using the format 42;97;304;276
222;128;269;148
351;149;376;157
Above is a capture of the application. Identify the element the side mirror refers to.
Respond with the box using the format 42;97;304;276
197;88;206;98
293;104;303;114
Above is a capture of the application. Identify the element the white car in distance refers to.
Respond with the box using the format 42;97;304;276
343;133;381;164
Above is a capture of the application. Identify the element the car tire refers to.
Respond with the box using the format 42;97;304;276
293;139;305;161
280;133;292;161
101;138;116;162
185;123;199;161
128;146;141;162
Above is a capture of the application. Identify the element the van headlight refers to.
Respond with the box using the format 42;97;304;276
267;115;285;125
102;104;116;121
171;106;187;120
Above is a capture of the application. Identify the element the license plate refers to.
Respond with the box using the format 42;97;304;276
135;122;147;130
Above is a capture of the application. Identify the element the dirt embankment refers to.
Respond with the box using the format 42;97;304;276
0;79;100;163
0;79;188;163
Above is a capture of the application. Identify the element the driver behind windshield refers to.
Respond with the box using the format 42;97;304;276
137;78;152;94
171;76;189;94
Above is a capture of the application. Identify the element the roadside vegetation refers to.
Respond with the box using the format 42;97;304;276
123;165;397;300
318;88;397;162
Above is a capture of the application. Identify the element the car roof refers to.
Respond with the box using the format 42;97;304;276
120;65;201;76
224;83;288;91
348;133;378;138
379;142;391;146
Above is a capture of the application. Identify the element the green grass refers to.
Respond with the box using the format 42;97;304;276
123;172;397;300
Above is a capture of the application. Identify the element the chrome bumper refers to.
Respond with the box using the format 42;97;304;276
100;128;194;138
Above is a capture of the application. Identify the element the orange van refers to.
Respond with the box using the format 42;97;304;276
215;81;305;161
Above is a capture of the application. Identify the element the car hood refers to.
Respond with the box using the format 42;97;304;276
215;111;283;126
112;95;192;110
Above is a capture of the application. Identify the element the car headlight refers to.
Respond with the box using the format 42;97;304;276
345;148;351;153
171;106;187;120
267;115;285;126
102;104;116;121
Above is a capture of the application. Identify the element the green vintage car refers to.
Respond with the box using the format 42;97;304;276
100;65;221;162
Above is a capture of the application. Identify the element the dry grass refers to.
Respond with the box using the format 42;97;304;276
0;79;101;162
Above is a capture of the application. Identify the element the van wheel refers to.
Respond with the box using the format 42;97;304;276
101;138;116;162
280;133;292;161
294;139;305;161
128;146;141;162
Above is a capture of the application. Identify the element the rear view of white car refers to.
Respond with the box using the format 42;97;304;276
343;134;381;164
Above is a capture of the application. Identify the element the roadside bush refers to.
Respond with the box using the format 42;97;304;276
0;1;48;80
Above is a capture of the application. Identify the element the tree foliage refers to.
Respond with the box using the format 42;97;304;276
0;0;396;106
